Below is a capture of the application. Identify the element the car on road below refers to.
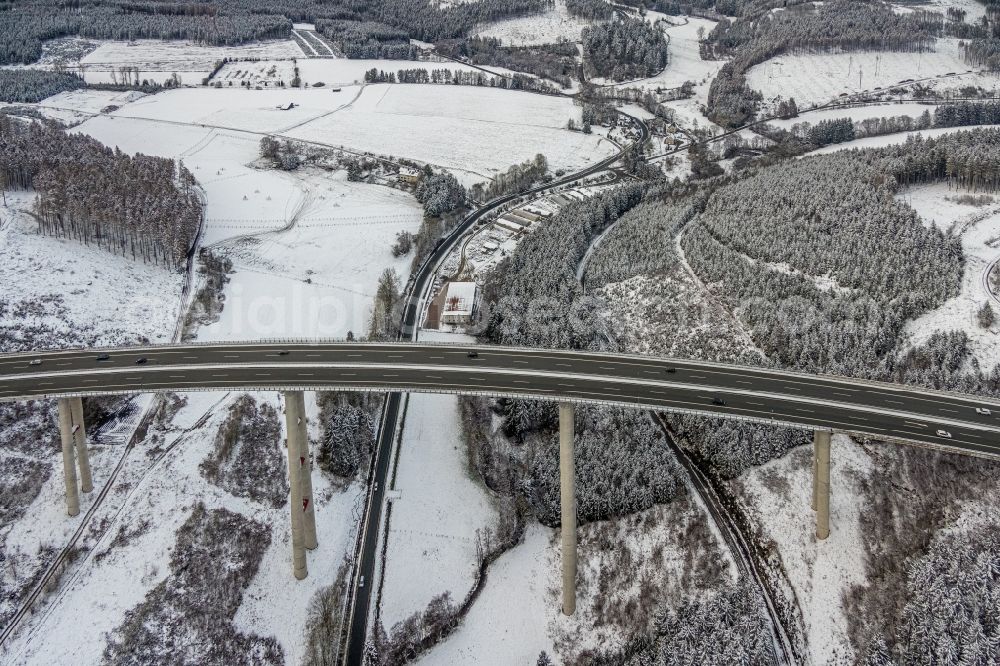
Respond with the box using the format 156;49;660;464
467;351;479;359
711;397;726;406
976;407;992;415
29;359;42;366
665;367;677;374
97;354;110;362
359;575;365;589
135;357;148;365
936;429;952;438
278;350;290;356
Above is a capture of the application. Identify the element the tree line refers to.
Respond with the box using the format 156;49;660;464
565;0;613;19
0;69;84;103
0;116;202;269
470;153;549;202
436;36;579;88
363;65;558;93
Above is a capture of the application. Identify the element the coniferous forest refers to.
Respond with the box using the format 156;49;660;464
0;0;553;65
583;17;670;82
0;116;202;269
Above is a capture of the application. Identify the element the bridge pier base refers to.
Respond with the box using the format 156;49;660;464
70;397;93;494
57;398;80;517
814;429;831;540
283;391;308;580
559;402;576;616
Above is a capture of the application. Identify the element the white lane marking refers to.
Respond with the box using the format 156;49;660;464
904;421;927;428
9;362;1000;438
784;385;802;391
748;401;765;406
886;399;904;406
796;408;813;414
939;408;958;413
690;375;706;380
833;392;853;398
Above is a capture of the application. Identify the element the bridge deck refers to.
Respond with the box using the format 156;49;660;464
2;342;999;457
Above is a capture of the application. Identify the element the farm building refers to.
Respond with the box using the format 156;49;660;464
441;281;478;325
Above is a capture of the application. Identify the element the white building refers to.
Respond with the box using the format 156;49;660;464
441;281;478;325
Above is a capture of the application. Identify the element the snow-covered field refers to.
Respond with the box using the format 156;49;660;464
618;15;725;134
747;39;999;107
897;182;1000;367
766;101;938;130
379;329;500;631
43;84;612;188
15;37;304;84
201;169;422;341
473;0;597;46
0;193;183;347
76;38;299;85
285;84;615;184
414;524;558;664
734;436;874;663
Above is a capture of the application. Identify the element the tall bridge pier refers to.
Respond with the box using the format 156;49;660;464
812;429;832;540
283;390;318;579
57;397;92;517
559;402;577;616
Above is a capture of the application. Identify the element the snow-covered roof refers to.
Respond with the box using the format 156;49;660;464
444;281;477;316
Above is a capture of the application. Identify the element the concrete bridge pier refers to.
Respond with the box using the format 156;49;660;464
559;402;577;616
287;391;318;550
70;397;93;493
283;391;309;579
813;429;831;540
57;398;80;517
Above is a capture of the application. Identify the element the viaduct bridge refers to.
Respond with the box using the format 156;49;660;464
2;341;999;617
